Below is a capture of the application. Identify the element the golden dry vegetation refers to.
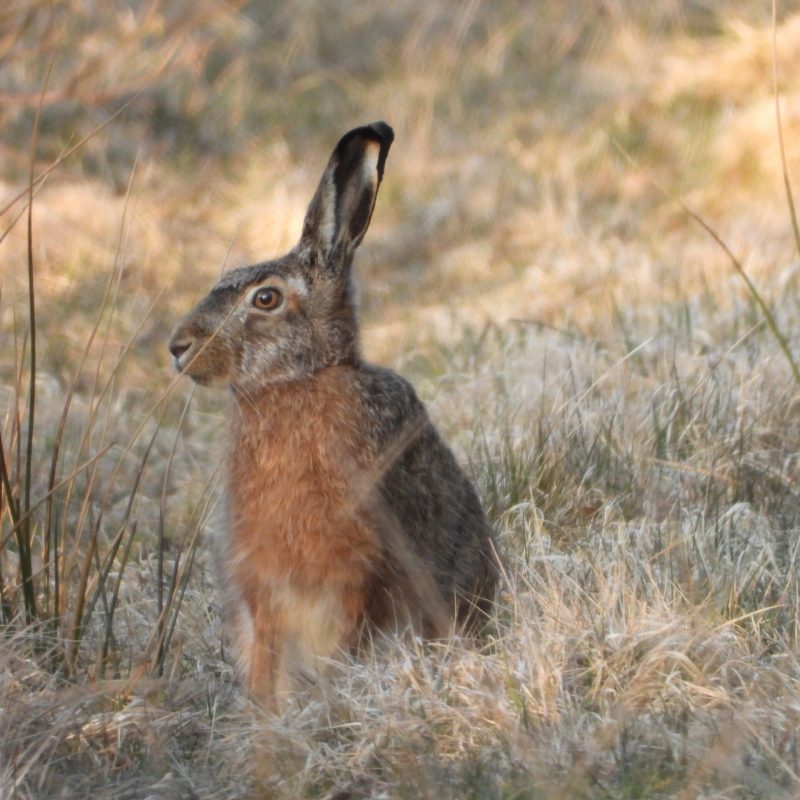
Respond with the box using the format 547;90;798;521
3;1;800;797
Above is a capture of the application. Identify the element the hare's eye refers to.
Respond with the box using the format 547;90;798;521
252;287;283;311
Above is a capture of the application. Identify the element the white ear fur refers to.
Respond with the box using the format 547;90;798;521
349;140;380;250
315;174;337;259
357;141;380;196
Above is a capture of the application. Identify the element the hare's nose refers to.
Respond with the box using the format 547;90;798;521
169;339;192;359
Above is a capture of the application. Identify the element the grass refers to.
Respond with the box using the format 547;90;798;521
3;1;800;797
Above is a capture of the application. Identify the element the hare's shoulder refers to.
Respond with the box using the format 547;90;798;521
353;363;464;488
354;364;429;444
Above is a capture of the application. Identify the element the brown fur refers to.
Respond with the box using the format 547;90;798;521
226;371;377;686
224;368;452;696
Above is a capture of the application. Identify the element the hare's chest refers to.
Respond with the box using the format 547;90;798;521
225;408;379;586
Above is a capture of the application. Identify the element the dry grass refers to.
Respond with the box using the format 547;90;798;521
3;1;800;797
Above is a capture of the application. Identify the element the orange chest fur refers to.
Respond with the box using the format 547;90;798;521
225;372;381;590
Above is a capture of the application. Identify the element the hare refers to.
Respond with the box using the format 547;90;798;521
168;122;497;703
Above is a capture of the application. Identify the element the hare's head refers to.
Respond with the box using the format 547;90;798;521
168;122;393;393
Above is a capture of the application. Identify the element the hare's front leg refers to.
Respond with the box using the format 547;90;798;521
230;595;283;704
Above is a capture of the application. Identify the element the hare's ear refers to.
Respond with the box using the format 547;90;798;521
300;121;393;273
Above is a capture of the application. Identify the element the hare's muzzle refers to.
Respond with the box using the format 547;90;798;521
168;336;194;372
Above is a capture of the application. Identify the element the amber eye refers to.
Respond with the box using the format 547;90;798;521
252;287;283;310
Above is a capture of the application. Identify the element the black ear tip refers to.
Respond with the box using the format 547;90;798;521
367;121;394;146
334;122;394;158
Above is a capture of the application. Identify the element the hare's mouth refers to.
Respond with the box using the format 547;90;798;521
171;340;206;379
174;345;230;387
171;346;195;375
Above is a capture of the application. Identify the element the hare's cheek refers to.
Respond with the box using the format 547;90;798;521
239;340;282;377
186;337;236;385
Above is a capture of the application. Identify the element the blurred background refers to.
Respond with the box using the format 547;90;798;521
3;0;800;377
